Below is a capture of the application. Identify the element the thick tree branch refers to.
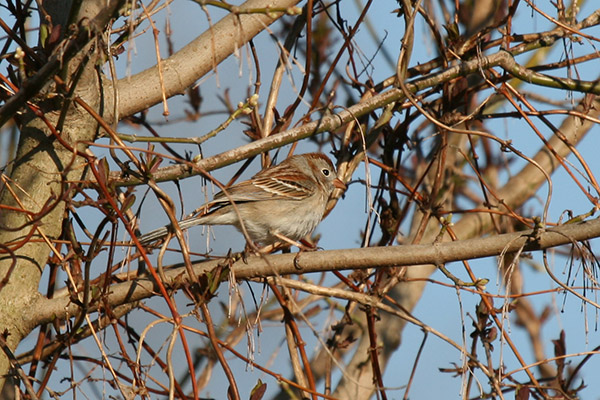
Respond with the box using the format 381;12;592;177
29;216;600;331
110;0;301;121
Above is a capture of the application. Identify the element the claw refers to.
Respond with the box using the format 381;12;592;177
293;252;303;270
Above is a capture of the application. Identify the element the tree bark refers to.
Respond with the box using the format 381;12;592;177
0;0;124;391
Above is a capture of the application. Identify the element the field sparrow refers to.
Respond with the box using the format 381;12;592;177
139;153;345;246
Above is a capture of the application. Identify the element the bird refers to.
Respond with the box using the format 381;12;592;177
138;152;346;248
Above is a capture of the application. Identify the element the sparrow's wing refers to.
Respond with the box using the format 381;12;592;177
212;167;314;204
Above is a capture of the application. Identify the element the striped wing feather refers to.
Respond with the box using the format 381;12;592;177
210;166;313;204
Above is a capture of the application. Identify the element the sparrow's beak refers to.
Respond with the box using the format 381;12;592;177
333;178;346;190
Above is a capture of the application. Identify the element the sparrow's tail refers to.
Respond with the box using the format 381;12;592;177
137;217;206;245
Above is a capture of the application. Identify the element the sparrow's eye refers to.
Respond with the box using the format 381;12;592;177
322;168;330;176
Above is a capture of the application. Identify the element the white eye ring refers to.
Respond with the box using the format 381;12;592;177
322;168;330;176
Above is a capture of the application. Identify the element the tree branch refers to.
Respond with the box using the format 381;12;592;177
29;216;600;330
110;0;302;121
107;50;600;187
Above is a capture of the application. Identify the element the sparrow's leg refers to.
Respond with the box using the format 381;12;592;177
271;232;310;250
